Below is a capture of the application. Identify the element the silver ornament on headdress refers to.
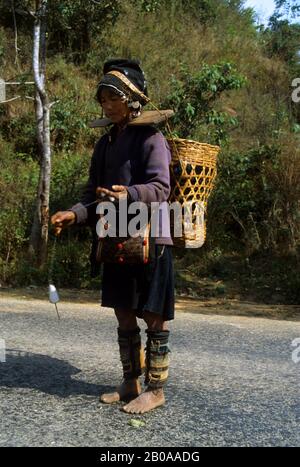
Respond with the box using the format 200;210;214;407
129;101;140;109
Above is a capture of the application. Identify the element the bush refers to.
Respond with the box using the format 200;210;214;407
163;62;245;144
209;134;300;254
0;138;38;284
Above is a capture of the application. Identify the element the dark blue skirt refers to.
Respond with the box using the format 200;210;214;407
101;245;175;321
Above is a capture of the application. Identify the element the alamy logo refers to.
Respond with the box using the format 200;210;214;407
291;338;300;364
292;78;300;103
0;338;6;363
95;199;205;242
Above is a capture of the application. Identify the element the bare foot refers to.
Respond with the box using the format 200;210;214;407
122;388;165;414
100;379;141;404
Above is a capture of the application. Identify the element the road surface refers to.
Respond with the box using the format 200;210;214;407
0;295;299;447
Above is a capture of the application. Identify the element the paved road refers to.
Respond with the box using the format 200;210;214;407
0;295;299;447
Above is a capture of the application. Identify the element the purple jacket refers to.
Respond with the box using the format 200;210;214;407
70;124;173;245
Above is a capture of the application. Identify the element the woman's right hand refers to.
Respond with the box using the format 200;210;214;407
50;211;76;236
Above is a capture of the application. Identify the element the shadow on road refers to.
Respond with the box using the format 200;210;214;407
0;349;113;398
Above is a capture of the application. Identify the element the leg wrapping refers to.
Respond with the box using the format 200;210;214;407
118;327;145;380
145;329;170;389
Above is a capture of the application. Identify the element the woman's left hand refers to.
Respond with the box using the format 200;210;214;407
96;185;129;201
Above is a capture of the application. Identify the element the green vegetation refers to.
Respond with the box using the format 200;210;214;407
0;0;299;303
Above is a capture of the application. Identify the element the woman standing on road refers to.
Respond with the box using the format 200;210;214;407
51;59;175;414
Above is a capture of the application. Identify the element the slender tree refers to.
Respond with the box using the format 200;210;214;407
28;0;51;266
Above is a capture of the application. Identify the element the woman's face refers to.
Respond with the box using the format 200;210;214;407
99;88;130;124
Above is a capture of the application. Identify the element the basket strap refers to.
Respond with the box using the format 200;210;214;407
107;70;150;104
147;101;181;162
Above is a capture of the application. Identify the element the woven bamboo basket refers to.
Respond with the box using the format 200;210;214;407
167;138;220;248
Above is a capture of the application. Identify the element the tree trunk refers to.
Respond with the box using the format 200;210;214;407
28;0;51;267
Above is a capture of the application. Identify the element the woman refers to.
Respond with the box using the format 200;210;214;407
51;59;175;414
